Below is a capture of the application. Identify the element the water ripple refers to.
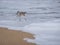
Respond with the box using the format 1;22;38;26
30;7;48;10
27;12;59;14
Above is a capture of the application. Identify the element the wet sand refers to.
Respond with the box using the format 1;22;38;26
0;27;36;45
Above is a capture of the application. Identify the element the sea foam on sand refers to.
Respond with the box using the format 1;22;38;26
23;22;60;45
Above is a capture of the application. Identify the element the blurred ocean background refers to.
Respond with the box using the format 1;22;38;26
0;0;60;45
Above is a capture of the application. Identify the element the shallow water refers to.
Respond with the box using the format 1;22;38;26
0;0;60;45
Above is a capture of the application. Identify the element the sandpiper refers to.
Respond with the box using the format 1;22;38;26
16;11;26;17
16;11;27;21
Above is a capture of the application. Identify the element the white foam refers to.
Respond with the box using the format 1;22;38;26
23;23;60;45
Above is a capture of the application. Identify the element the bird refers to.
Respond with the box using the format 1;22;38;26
16;11;26;17
16;11;27;21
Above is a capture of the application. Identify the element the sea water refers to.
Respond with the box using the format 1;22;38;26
0;0;60;45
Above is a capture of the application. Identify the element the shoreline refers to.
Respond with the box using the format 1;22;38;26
0;27;36;45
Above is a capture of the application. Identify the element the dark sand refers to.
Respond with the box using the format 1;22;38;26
0;27;36;45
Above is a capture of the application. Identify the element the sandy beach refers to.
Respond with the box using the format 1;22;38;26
0;27;36;45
